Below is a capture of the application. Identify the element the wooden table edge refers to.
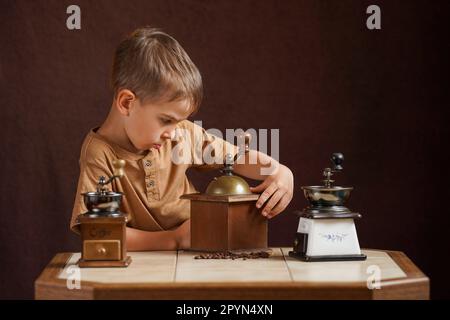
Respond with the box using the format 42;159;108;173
34;249;430;300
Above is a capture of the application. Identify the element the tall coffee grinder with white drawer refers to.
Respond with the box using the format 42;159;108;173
289;153;367;262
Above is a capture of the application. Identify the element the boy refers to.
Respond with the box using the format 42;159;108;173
70;27;294;251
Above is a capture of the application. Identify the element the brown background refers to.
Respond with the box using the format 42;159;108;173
1;0;449;299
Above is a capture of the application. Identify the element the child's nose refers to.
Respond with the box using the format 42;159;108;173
162;131;173;140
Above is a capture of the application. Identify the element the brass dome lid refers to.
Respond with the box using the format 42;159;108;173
206;175;252;195
204;133;253;196
205;149;252;195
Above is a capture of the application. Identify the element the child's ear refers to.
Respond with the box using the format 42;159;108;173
115;89;136;116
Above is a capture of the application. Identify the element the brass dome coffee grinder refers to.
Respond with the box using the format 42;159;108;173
181;134;267;252
289;153;366;262
76;159;132;268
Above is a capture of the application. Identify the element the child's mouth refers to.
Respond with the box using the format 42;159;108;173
153;144;161;149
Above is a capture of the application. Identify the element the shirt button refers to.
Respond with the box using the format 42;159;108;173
145;160;152;167
147;180;155;187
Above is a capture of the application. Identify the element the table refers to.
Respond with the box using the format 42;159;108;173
34;248;429;299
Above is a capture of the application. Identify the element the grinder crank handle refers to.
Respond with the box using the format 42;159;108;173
331;153;344;172
232;132;251;164
99;159;126;187
322;153;344;188
221;133;251;175
112;159;126;177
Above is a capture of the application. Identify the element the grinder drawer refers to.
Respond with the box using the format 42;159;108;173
83;240;121;261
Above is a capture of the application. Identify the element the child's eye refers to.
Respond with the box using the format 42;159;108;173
160;118;172;125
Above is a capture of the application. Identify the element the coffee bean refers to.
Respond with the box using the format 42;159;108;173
193;250;271;260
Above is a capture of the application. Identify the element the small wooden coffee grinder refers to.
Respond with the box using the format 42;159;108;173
181;134;267;252
289;153;366;262
77;159;132;267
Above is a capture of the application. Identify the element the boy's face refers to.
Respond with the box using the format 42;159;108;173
124;96;192;152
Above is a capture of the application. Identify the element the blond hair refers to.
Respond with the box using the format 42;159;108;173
111;27;203;112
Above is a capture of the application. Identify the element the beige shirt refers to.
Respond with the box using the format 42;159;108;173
70;120;239;234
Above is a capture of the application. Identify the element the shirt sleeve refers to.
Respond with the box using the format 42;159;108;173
177;120;240;171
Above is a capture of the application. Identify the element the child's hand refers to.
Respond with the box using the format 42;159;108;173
174;219;191;250
250;164;294;219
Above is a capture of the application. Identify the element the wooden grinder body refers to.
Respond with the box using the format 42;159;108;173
181;193;267;252
77;215;131;267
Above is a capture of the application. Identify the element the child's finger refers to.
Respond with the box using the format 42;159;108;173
262;189;284;217
255;182;277;209
267;194;291;218
249;179;270;193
